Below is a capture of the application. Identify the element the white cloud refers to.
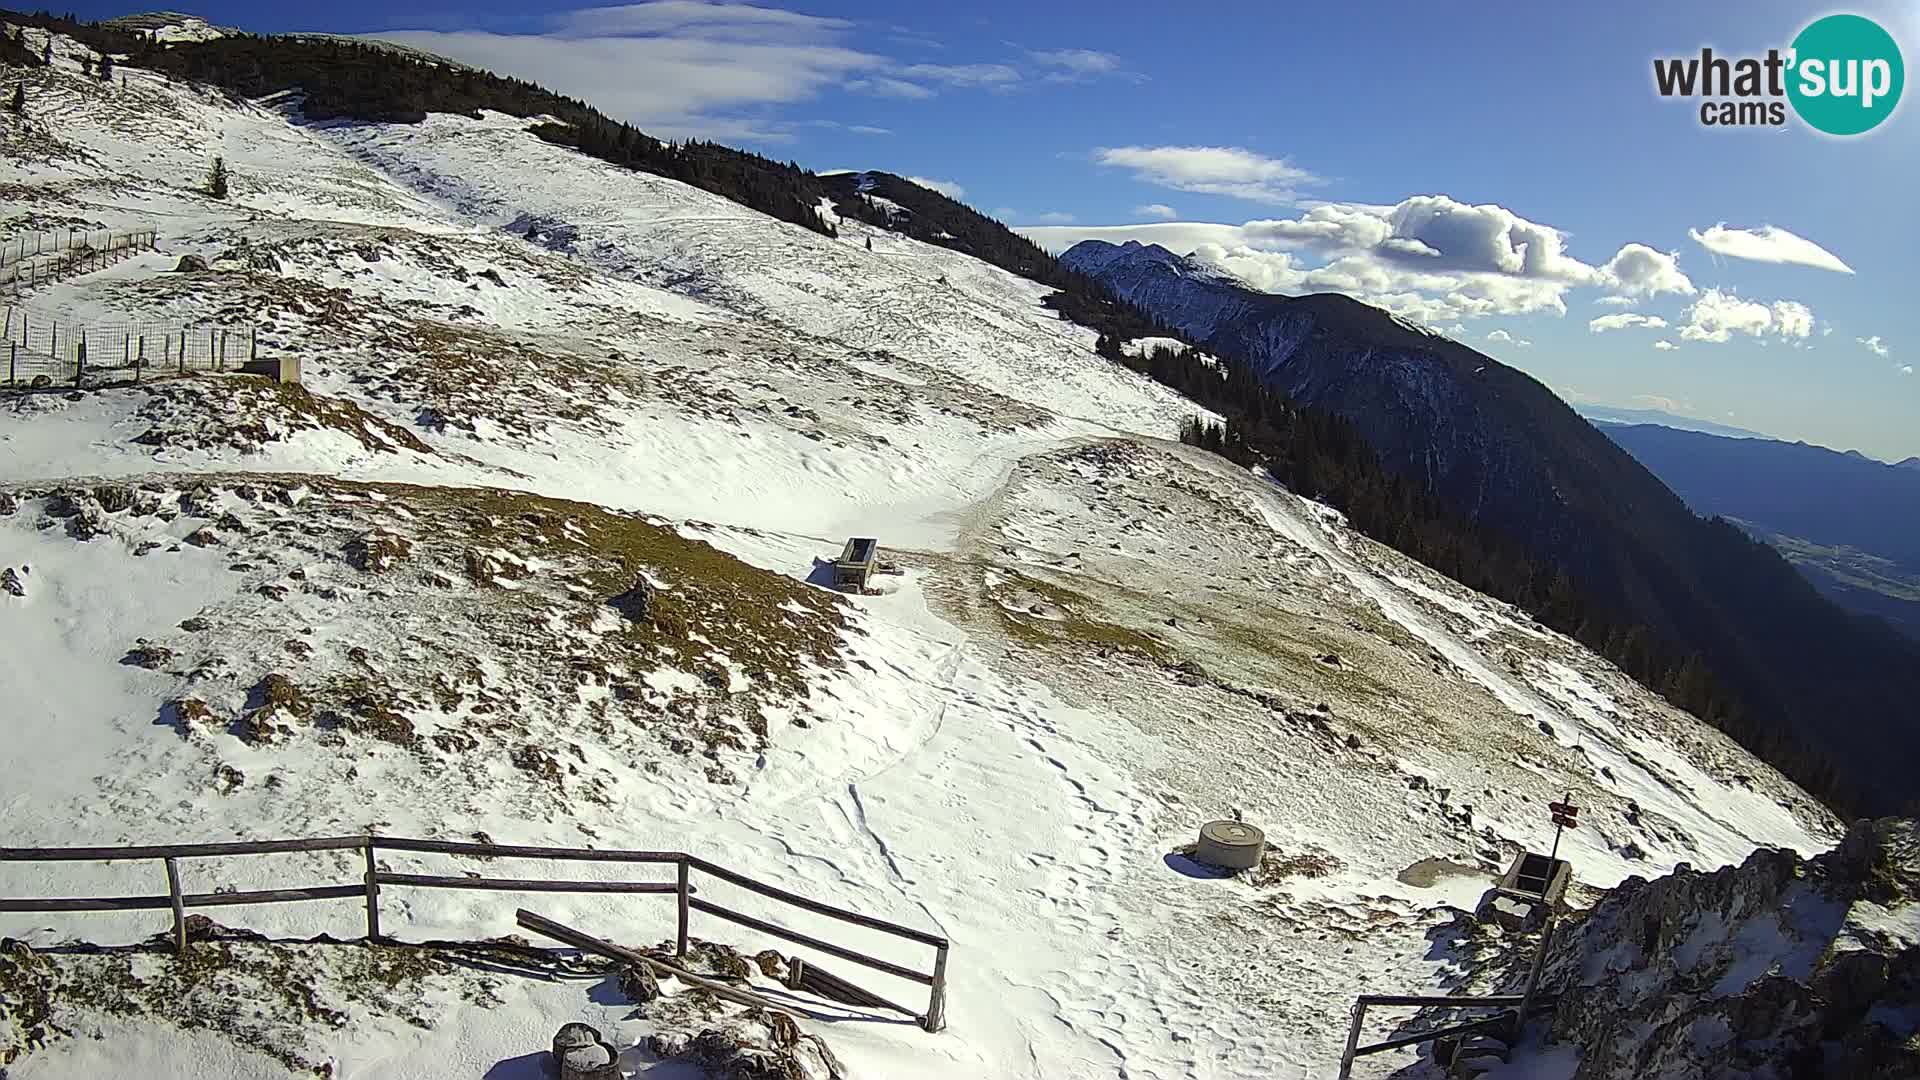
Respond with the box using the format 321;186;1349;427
847;76;932;99
904;175;966;199
1902;365;1915;375
1028;48;1134;83
1678;289;1816;343
1517;339;1533;347
1602;244;1695;297
1689;223;1854;274
1589;312;1669;333
1771;300;1814;339
1858;335;1890;357
1594;295;1636;307
1633;393;1690;413
550;2;849;38
373;2;883;141
1026;195;1696;325
1653;340;1678;350
846;124;892;136
1486;329;1513;342
897;62;1020;88
1093;145;1322;205
1027;211;1076;224
1133;203;1177;220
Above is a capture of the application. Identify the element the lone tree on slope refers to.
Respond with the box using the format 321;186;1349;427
97;51;113;81
8;84;22;116
207;156;230;200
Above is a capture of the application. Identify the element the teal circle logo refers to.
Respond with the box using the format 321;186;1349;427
1787;14;1904;135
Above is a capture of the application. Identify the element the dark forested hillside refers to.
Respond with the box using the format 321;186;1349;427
1069;241;1920;816
1599;424;1920;571
0;10;835;236
822;171;1175;340
1599;423;1920;641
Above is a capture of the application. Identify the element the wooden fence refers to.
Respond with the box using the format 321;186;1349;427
0;228;158;292
1336;920;1559;1077
3;306;259;387
0;833;950;1032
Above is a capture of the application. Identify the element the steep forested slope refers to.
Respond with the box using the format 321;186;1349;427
1066;241;1920;816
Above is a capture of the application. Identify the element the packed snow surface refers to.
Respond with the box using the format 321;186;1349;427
1;29;1839;1079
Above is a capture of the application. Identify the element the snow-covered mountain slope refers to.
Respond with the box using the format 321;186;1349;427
2;31;1841;1079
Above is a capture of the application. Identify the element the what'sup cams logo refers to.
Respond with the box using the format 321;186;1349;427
1654;13;1904;134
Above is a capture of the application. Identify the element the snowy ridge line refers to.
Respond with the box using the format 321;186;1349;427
0;830;954;1030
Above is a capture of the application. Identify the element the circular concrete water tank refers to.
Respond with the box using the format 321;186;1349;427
1196;819;1266;870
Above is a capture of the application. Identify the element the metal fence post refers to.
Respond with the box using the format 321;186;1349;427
9;343;15;386
923;943;949;1032
676;857;690;958
163;857;187;956
363;840;382;941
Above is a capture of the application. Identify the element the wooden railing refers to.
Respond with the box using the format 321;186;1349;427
1336;920;1558;1077
0;833;950;1032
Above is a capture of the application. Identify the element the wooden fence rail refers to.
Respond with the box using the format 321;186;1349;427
0;833;950;1032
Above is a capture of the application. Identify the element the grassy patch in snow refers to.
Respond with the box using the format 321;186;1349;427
987;569;1175;662
1;935;504;1075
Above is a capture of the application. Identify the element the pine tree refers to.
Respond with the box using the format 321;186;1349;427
207;156;229;200
8;84;22;116
97;51;113;81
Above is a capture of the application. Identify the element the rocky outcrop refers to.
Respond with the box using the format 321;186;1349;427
1528;817;1920;1079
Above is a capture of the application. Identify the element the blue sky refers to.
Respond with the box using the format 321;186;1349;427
74;1;1920;460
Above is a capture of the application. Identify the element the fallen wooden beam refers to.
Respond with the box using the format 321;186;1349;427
515;908;794;1019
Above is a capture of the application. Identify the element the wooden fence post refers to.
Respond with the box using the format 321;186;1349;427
1337;1000;1366;1080
676;858;690;958
923;942;949;1032
363;840;381;941
163;857;186;956
8;343;15;386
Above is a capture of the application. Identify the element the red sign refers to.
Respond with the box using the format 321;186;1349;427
1550;800;1579;829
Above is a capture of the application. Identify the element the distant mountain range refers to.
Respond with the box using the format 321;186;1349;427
1578;406;1769;441
1596;423;1920;641
1062;239;1920;815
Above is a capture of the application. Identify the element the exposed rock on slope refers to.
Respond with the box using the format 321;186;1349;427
1530;817;1920;1079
